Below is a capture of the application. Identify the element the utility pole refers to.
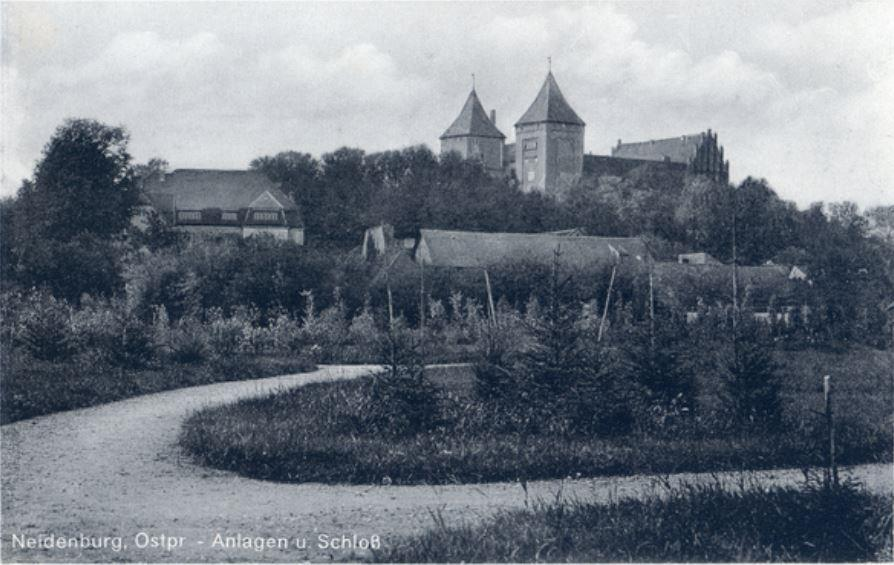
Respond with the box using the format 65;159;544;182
732;185;740;361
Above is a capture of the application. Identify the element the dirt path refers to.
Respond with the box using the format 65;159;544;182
2;365;891;563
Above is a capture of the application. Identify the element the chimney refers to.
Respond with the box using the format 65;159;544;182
490;109;497;124
617;139;622;147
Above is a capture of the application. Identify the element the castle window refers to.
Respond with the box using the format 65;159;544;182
523;139;538;151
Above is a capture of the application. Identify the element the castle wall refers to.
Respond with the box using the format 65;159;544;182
441;136;503;172
584;154;688;178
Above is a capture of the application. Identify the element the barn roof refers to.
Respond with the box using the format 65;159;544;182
440;89;505;140
416;229;649;270
516;72;585;127
612;133;707;164
652;262;802;310
142;169;297;212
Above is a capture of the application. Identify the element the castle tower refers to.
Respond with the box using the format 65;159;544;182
440;88;505;172
515;71;585;196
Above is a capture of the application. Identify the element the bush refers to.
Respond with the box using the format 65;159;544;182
723;316;784;430
10;290;76;361
620;315;699;433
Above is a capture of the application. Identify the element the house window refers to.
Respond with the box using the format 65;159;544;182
177;211;201;221
221;212;239;222
523;139;538;151
252;211;280;222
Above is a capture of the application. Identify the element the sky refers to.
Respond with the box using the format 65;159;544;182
2;1;893;208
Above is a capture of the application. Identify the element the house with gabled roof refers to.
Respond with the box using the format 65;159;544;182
140;169;304;243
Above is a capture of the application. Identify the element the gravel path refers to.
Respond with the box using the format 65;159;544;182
2;364;892;563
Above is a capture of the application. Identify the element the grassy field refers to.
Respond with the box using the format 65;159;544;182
374;481;893;562
1;353;316;424
180;346;893;485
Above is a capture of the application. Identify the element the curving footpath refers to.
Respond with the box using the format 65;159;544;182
2;365;892;562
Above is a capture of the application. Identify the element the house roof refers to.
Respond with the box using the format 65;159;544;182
416;229;649;270
652;262;801;310
142;169;297;213
612;133;706;164
516;72;585;127
440;89;505;140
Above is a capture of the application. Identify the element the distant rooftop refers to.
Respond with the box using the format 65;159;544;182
440;89;505;140
516;72;585;127
416;229;649;269
142;169;297;212
612;133;708;164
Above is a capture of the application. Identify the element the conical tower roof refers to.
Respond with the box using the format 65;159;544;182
515;72;585;127
440;89;505;140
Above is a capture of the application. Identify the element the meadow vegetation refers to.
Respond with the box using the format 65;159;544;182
179;263;893;485
374;479;893;562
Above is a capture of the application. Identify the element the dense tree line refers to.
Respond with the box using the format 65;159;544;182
2;118;892;348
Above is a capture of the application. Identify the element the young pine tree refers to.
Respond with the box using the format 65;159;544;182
723;315;784;431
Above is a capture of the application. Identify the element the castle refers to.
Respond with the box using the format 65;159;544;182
440;71;729;197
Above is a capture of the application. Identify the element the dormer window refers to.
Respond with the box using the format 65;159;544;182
252;211;280;222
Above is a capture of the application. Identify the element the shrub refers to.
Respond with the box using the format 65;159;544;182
169;322;208;364
723;315;784;430
11;290;76;361
205;308;245;358
620;315;699;432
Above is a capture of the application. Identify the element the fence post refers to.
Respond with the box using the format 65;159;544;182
597;265;617;343
484;269;497;325
823;374;838;487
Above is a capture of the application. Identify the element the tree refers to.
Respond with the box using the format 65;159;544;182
250;151;322;233
132;157;169;182
865;205;894;245
723;317;783;430
19;119;137;241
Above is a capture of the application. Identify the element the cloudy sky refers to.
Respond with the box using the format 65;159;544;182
2;1;893;207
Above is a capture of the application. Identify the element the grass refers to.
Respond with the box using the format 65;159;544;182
0;351;316;424
179;346;893;485
374;480;894;562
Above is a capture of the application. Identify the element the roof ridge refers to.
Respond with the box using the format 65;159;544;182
617;133;704;146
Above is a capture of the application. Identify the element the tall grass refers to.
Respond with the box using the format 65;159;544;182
375;480;893;562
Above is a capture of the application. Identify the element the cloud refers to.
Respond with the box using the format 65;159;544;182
1;2;891;207
749;2;894;92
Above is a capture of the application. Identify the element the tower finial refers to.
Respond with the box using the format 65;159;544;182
472;73;476;90
548;56;551;72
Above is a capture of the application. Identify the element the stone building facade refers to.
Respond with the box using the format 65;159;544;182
440;70;731;197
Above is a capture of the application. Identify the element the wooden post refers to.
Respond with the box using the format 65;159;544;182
597;265;617;343
484;269;497;325
823;375;838;487
731;185;740;367
386;282;394;329
648;261;655;350
419;260;425;362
